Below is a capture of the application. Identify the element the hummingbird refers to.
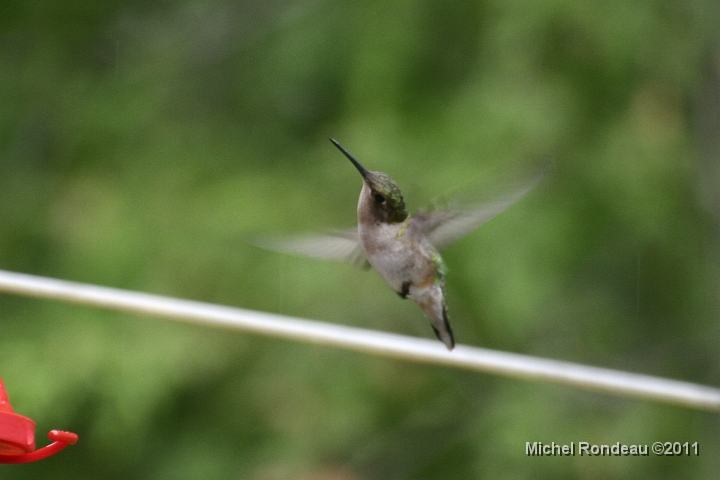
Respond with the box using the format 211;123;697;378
261;138;546;350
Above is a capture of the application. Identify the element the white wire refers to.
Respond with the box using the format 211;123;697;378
0;268;718;411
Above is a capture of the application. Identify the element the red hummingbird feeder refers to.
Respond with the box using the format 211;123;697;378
0;377;78;464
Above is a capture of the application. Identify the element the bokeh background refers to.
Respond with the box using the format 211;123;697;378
1;0;719;478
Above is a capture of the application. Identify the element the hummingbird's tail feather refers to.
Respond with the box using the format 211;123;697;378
412;284;455;350
430;304;455;350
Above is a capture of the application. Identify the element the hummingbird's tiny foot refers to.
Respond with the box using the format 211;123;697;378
397;281;411;299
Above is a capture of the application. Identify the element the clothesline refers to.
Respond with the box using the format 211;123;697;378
0;269;718;412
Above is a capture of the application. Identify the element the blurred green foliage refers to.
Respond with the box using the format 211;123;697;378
1;0;719;478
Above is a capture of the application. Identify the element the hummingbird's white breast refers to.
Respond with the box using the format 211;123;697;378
357;219;436;294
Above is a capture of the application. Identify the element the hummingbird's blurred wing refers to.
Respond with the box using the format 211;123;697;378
253;229;370;268
413;163;549;251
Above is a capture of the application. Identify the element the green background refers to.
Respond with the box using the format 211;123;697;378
1;0;718;478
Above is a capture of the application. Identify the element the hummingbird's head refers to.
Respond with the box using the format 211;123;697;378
330;138;408;224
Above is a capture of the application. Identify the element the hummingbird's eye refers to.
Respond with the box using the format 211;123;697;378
374;193;386;204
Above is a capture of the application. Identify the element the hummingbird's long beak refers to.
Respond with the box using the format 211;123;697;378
329;138;369;180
